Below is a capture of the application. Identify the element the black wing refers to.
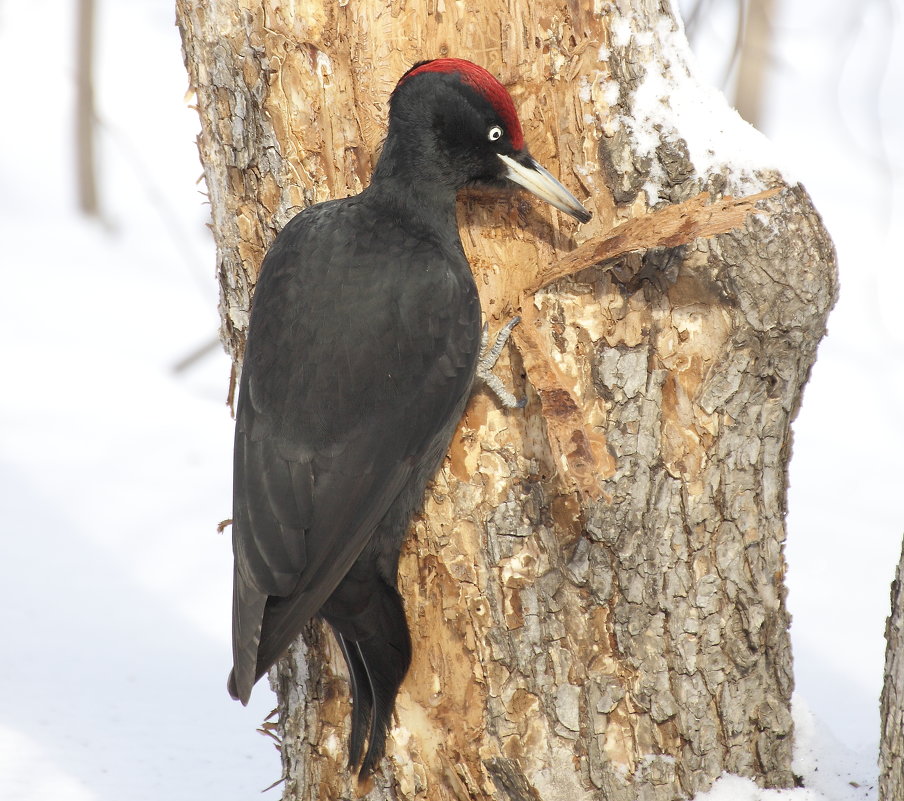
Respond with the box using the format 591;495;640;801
229;198;480;702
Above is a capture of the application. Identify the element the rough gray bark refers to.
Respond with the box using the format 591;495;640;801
881;538;904;800
177;0;837;798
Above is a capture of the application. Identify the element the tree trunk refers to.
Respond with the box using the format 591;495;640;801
177;2;836;799
881;538;904;800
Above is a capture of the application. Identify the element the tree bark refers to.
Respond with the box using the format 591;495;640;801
881;538;904;800
177;1;837;799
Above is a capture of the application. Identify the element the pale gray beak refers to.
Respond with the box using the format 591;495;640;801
498;153;592;223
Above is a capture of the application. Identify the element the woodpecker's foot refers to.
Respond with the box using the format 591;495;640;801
477;316;526;409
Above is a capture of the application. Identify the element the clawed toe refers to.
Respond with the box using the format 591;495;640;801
476;316;525;409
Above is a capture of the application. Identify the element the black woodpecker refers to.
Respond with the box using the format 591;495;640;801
228;58;591;777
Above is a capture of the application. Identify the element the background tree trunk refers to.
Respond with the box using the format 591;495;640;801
177;1;836;799
881;538;904;800
75;0;99;216
733;0;775;129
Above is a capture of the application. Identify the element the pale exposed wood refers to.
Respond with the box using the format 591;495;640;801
511;300;615;501
881;538;904;800
176;1;837;799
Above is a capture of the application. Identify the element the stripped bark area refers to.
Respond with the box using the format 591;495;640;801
177;1;837;798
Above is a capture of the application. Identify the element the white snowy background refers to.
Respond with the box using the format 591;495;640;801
0;0;900;799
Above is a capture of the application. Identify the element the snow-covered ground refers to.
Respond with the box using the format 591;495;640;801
0;0;899;799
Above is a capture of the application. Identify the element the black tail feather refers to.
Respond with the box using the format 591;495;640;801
323;578;412;778
355;615;412;778
334;632;373;768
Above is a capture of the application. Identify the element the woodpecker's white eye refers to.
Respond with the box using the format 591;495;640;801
488;125;503;142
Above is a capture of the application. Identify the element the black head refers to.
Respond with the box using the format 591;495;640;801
374;58;592;223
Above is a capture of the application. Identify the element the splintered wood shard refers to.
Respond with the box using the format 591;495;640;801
525;187;781;296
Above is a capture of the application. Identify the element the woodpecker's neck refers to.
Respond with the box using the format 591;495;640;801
366;132;460;237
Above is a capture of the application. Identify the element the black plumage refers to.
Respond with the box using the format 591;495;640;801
228;58;590;777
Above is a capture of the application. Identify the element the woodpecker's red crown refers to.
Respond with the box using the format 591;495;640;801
399;58;525;150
